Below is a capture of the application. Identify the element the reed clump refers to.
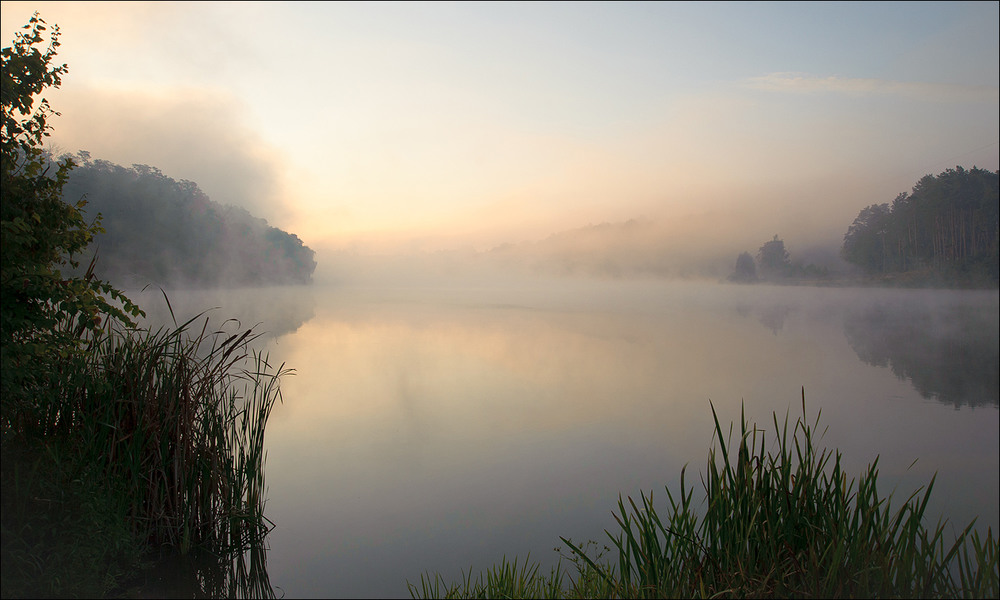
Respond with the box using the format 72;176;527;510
1;300;286;598
410;390;999;599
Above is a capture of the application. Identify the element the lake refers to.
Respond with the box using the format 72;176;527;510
132;279;999;598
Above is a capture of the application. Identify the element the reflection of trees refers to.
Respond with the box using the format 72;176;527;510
134;287;316;342
843;303;999;408
734;303;793;335
758;305;792;335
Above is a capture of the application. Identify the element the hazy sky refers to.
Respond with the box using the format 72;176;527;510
2;1;998;259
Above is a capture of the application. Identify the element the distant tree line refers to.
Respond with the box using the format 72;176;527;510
841;167;998;283
729;235;829;283
60;154;316;288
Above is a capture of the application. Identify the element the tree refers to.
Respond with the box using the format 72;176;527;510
757;235;790;276
841;168;998;282
841;203;892;273
1;13;142;422
60;157;318;287
729;251;757;282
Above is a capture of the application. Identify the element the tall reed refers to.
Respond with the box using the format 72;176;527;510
412;390;999;599
3;296;287;597
409;555;566;599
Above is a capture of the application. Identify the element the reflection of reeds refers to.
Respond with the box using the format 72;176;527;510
411;390;999;599
4;298;286;598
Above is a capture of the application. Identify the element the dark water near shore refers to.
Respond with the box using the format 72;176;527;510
133;280;999;599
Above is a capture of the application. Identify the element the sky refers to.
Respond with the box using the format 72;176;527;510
2;1;998;269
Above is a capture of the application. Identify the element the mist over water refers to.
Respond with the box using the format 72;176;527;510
141;278;999;598
128;285;317;342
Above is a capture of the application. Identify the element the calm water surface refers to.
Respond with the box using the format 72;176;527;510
137;280;999;598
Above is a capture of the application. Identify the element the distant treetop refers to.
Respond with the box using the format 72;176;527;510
757;235;791;274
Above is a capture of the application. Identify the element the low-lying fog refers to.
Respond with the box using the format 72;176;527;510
311;215;849;286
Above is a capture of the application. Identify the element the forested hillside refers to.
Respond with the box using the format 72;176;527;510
61;154;316;288
841;167;998;285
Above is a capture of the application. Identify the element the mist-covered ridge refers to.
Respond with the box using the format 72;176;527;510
60;153;316;289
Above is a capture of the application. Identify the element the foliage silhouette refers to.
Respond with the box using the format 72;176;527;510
842;167;999;285
60;155;317;288
1;12;143;424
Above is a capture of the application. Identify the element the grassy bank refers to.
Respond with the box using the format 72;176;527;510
409;391;999;599
1;305;287;598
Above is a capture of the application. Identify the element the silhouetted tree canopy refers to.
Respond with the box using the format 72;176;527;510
757;235;791;275
60;155;317;288
841;167;999;284
729;251;758;282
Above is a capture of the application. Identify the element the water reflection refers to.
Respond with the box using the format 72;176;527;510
843;299;999;408
118;543;274;599
156;281;998;598
126;285;317;341
758;304;794;334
